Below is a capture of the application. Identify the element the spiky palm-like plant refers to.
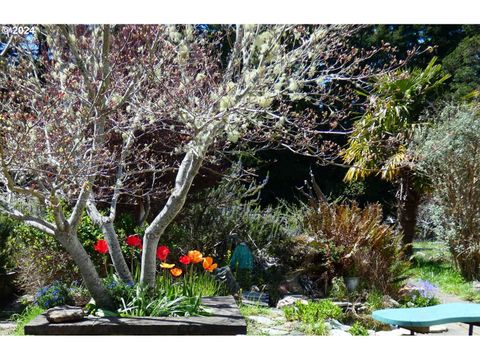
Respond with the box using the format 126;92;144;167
341;57;449;256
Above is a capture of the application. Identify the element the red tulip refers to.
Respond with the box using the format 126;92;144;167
94;239;109;254
126;234;142;249
179;255;191;265
156;245;170;261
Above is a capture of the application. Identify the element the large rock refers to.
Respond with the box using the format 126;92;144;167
276;295;309;309
382;295;400;308
327;318;351;331
248;316;274;326
45;306;85;324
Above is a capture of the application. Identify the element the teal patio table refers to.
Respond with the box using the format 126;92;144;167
372;303;480;335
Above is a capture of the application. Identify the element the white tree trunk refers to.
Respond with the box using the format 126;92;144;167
140;148;204;287
56;230;114;309
86;202;133;284
101;221;134;283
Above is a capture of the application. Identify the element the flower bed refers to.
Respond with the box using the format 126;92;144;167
24;295;246;335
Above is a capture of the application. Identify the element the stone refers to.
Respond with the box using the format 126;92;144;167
45;305;85;323
327;318;350;331
25;296;247;335
242;291;269;307
276;295;309;309
472;281;480;292
0;321;16;331
248;316;275;326
382;295;400;308
330;329;352;336
332;301;363;311
263;328;289;336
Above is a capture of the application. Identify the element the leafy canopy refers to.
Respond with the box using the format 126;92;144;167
342;57;449;182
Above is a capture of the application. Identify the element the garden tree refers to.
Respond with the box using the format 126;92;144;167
133;24;405;287
0;24;400;299
0;25;161;307
341;58;450;257
442;35;480;99
411;104;480;280
352;25;467;69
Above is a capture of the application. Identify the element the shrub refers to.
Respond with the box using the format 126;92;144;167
8;212;143;295
400;279;440;308
34;281;74;309
348;321;369;336
0;214;16;274
11;222;82;294
283;300;343;323
161;171;304;297
412;104;480;280
328;277;348;300
305;201;408;295
163;175;298;263
365;290;386;312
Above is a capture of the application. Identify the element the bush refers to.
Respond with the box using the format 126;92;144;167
348;321;369;336
164;175;298;262
412;104;480;280
283;300;343;323
161;171;304;295
0;214;16;274
9;211;142;295
304;201;408;295
34;281;74;309
400;279;440;308
11;222;82;294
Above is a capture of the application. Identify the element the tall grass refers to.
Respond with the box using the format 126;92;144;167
10;306;44;335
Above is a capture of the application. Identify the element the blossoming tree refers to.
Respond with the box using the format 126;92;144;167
0;25;398;304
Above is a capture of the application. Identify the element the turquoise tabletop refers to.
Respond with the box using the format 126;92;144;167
372;303;480;327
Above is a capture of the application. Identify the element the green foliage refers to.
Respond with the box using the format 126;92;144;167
239;304;271;317
443;35;480;99
101;268;227;317
163;173;298;265
10;305;45;336
348;321;369;336
342;57;449;182
283;300;343;323
305;201;408;295
412;104;480;280
11;220;81;294
365;290;386;312
8;211;143;295
34;281;74;309
400;290;440;308
328;277;348;300
0;214;16;273
410;253;480;303
300;321;329;336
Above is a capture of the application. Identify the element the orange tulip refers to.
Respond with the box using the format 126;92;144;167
170;267;183;277
202;257;218;272
187;250;203;264
160;262;175;269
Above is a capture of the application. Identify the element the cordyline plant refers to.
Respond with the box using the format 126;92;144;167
0;24;399;309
